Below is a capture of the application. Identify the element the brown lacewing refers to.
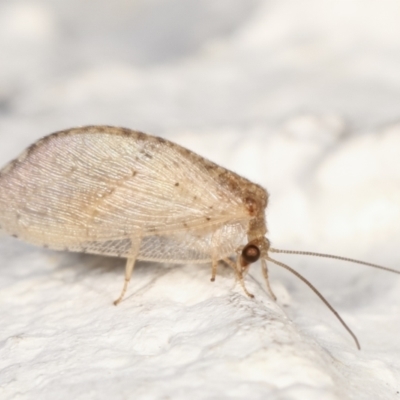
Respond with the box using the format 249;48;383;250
0;125;398;349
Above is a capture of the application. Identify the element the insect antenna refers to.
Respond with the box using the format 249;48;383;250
265;255;361;350
269;248;400;275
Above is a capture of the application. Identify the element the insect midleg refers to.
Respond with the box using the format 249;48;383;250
210;229;225;282
210;259;218;282
223;257;254;298
261;258;277;301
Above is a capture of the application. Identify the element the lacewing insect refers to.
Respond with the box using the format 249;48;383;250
0;125;398;349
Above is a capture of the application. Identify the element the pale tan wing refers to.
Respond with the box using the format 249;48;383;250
83;219;249;262
0;126;254;259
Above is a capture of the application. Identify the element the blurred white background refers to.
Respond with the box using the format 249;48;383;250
0;1;400;399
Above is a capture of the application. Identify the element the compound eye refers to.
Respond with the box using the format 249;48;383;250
241;244;260;264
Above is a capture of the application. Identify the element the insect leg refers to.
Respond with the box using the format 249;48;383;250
113;257;136;305
261;258;277;301
210;259;218;281
210;230;226;281
113;239;142;305
223;258;254;298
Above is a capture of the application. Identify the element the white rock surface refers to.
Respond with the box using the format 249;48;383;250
0;1;400;399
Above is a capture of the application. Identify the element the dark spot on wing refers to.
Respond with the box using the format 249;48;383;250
96;126;108;133
245;197;257;215
120;128;132;136
25;142;39;157
179;148;191;157
155;136;166;144
133;130;147;141
140;148;153;159
217;170;242;197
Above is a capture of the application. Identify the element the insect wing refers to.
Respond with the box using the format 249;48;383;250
0;127;250;259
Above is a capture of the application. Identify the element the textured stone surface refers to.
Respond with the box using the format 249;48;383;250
0;1;400;399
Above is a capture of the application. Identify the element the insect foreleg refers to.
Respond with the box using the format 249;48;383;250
223;257;254;298
261;258;277;301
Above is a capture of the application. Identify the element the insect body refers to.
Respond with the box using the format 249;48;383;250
0;126;271;300
0;125;398;349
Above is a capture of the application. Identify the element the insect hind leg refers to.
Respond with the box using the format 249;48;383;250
113;257;136;305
